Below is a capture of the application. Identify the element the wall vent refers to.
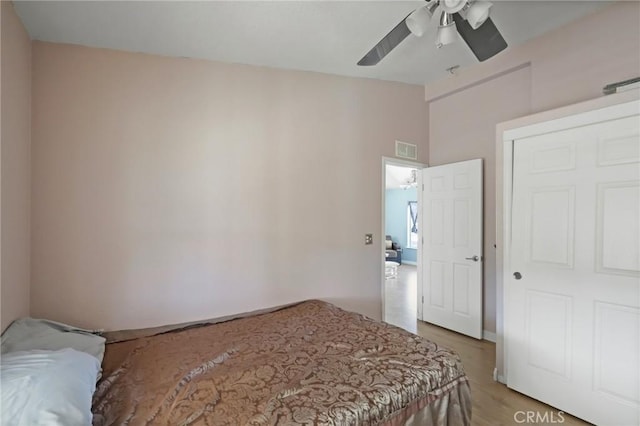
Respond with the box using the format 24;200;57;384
395;141;417;160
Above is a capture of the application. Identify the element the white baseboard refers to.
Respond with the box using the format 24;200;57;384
483;330;497;342
401;261;417;266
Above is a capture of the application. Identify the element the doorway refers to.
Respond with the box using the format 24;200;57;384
381;157;424;333
383;157;485;338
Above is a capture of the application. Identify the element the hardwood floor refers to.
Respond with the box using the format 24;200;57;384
384;265;590;426
383;263;417;333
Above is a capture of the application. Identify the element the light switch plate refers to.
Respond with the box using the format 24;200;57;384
365;234;373;245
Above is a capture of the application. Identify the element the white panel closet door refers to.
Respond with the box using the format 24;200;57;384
508;113;640;425
422;159;483;339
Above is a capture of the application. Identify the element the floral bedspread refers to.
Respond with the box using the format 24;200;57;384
92;300;470;425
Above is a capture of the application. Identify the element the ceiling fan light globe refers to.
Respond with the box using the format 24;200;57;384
406;5;432;36
436;22;458;48
467;1;492;30
440;0;468;14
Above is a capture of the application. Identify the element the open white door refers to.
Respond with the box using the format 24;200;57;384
421;159;483;339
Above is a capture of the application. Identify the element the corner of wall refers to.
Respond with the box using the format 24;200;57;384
1;0;33;331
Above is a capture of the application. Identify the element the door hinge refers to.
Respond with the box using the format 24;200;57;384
422;296;424;304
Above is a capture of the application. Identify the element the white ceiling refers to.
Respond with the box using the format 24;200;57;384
386;164;417;189
14;1;609;85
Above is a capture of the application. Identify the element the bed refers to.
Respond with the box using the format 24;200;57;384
91;300;471;425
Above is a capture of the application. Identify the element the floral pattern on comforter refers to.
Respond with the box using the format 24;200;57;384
92;300;469;425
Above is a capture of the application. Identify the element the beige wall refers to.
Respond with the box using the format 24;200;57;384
1;1;32;332
426;3;640;112
30;42;427;330
426;2;640;336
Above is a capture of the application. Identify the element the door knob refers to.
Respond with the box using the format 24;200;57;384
465;255;480;262
513;272;522;280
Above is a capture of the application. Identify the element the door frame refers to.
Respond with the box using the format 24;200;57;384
381;156;427;323
495;89;640;384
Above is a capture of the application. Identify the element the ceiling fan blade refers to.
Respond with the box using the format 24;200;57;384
357;16;411;66
452;13;507;62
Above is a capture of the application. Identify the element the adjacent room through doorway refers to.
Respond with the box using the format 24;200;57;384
383;163;420;333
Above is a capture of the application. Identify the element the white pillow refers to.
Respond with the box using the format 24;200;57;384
1;348;100;426
1;318;105;364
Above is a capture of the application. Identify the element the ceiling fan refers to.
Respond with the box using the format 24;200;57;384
357;0;507;66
